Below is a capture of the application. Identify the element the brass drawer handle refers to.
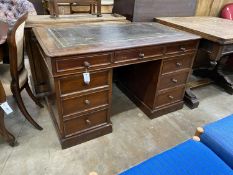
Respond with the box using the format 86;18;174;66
171;78;178;83
84;61;91;68
85;119;92;126
84;99;90;105
176;62;182;67
168;95;174;100
139;53;145;59
180;47;186;52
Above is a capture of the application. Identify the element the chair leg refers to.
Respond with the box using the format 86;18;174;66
13;89;43;130
0;109;17;146
25;83;43;108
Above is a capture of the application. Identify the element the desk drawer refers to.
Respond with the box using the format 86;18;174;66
59;70;110;95
158;71;189;90
166;41;197;55
62;90;109;116
114;46;164;63
155;86;185;107
56;53;112;73
64;108;108;136
114;49;139;63
161;54;194;74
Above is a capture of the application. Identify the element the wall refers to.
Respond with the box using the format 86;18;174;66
196;0;233;16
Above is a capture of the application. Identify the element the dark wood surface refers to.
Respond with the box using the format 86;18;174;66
113;0;197;22
33;22;200;148
155;17;233;108
34;23;199;57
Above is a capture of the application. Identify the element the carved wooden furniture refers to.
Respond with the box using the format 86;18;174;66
0;22;16;146
155;17;233;109
0;80;16;146
112;0;197;22
69;0;100;15
49;0;102;17
0;20;8;62
24;14;127;95
33;22;200;148
0;13;43;130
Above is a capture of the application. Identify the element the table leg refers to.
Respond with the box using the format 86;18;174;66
97;0;102;17
193;58;233;94
184;88;199;109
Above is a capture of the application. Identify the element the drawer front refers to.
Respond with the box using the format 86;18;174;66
114;49;139;63
62;90;109;116
56;53;112;73
59;70;110;95
155;86;185;107
64;109;108;136
161;54;194;74
158;71;189;90
139;45;164;58
114;46;164;63
166;41;197;55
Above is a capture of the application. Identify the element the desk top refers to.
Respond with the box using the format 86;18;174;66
155;17;233;45
26;14;127;28
34;22;200;57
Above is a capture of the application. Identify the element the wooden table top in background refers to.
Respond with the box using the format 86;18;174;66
26;14;127;28
155;17;233;44
33;22;200;57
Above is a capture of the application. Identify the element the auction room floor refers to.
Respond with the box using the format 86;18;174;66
0;79;232;175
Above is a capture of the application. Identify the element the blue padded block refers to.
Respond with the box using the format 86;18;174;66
119;140;233;175
201;114;233;169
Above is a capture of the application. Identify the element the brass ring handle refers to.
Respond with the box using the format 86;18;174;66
168;95;174;100
84;61;91;68
86;119;91;125
171;78;178;83
84;99;90;105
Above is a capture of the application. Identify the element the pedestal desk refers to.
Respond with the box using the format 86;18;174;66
155;17;233;108
33;23;200;148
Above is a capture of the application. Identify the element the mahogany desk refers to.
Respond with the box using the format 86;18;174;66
155;17;233;108
33;23;200;148
25;14;127;95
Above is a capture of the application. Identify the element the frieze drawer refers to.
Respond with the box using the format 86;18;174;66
161;53;194;74
114;45;164;63
63;108;108;136
59;70;110;96
155;86;185;107
166;41;197;55
61;90;109;117
55;53;112;73
158;70;189;90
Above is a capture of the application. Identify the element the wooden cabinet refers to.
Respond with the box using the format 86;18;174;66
113;0;197;22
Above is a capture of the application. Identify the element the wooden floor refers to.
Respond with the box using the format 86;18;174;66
0;60;232;175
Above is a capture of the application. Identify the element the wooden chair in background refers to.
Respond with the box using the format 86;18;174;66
0;13;43;131
0;80;16;146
